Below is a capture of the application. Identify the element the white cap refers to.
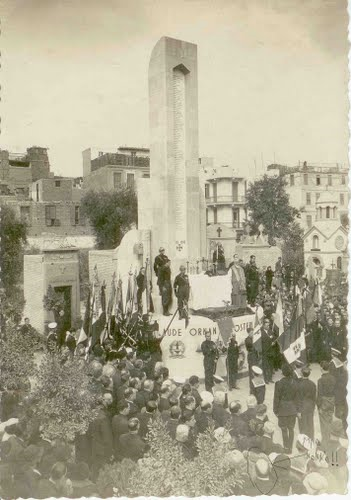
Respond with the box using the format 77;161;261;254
213;374;224;383
252;366;263;375
172;376;186;385
200;391;214;403
48;322;57;329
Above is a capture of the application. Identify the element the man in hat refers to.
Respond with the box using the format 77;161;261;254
251;366;266;404
46;323;58;353
153;247;169;294
158;259;172;316
273;364;299;454
201;332;218;392
245;255;260;306
173;265;190;323
297;366;316;440
316;360;336;446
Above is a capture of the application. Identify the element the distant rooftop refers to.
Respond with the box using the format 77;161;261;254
267;161;348;175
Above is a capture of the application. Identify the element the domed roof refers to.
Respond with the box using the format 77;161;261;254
316;190;338;205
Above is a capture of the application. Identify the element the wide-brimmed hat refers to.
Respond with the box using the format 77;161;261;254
48;322;57;329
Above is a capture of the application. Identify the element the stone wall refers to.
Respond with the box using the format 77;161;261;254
23;255;45;331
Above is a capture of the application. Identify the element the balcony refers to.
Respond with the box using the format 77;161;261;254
206;195;246;206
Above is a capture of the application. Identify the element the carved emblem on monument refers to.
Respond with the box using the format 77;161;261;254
133;242;144;255
169;340;186;358
176;240;186;252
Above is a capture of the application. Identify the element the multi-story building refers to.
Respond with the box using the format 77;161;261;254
82;146;150;191
267;161;349;231
204;165;247;232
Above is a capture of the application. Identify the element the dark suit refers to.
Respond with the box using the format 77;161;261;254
90;409;113;480
245;336;259;392
261;328;277;383
112;414;129;458
273;376;299;452
297;378;316;439
166;418;179;439
201;340;217;391
229;414;249;438
119;432;146;461
135;389;151;410
212;403;230;428
195;411;212;433
317;372;336;445
138;411;155;438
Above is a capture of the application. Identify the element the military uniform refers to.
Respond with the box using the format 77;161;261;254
226;339;239;389
261;327;277;383
273;376;299;453
297;378;316;440
153;253;169;293
245;336;259;393
158;265;172;315
173;272;190;320
245;261;259;305
201;339;217;391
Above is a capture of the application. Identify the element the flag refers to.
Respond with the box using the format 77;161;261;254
273;292;284;336
115;277;124;322
252;308;262;353
279;294;306;364
312;280;323;307
76;288;91;345
125;272;133;318
91;284;107;349
217;316;234;345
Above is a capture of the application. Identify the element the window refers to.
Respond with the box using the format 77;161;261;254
306;192;311;205
312;235;319;249
206;208;209;225
36;183;39;202
126;173;134;189
45;205;56;226
316;193;320;201
55;180;61;187
213;207;218;224
316;175;321;186
333;207;336;218
20;206;30;224
290;174;294;186
340;193;345;205
341;175;346;185
326;206;330;218
74;206;80;225
337;256;342;270
319;207;323;219
328;175;332;186
205;184;210;199
306;215;312;228
232;208;239;228
113;172;122;189
303;173;308;185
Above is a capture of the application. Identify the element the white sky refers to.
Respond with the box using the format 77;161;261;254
0;0;349;178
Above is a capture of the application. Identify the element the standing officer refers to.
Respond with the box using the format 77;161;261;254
245;255;260;306
153;247;169;294
158;259;172;316
261;318;277;384
273;364;299;454
173;265;190;322
297;366;316;440
226;335;240;390
47;322;58;353
245;327;259;393
201;332;218;392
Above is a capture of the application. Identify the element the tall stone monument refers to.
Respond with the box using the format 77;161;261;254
138;37;206;269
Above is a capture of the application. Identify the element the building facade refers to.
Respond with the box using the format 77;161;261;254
83;146;150;191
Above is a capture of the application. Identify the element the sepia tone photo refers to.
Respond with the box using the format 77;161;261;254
0;0;349;497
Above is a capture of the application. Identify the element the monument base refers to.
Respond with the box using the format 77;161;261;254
159;307;257;379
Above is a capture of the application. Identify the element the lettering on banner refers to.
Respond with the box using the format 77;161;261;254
163;326;218;337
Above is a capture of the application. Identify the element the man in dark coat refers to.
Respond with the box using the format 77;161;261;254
228;401;249;438
153;247;169;294
112;401;130;459
297;366;316;440
195;401;213;433
245;255;260;306
331;318;347;361
261;318;277;383
226;335;240;390
273;364;299;454
137;401;157;439
201;332;218;392
158;259;172;316
316;360;336;446
119;418;146;461
245;328;259;393
173;265;190;321
89;398;113;480
265;266;274;292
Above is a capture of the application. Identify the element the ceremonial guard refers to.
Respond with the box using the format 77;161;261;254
153;247;169;294
297;366;316;440
158;259;172;316
251;366;266;404
173;265;190;322
226;335;240;390
245;255;260;306
261;318;277;383
273;364;299;454
230;254;247;308
46;322;58;353
201;332;218;392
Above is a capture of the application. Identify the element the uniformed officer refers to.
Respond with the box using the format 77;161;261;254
226;335;240;390
261;318;277;383
201;332;218;392
47;322;58;353
297;366;316;440
273;364;299;454
158;259;172;316
245;255;260;306
153;247;169;294
173;265;190;322
245;327;259;393
251;366;266;404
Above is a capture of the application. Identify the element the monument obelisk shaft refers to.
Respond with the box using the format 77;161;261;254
140;36;206;272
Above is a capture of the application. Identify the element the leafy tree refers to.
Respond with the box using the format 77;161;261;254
281;221;304;278
246;175;299;245
81;188;138;249
0;323;41;388
0;204;27;323
32;354;98;441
